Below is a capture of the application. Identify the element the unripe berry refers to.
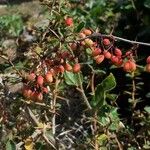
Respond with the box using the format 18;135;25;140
73;63;81;73
92;48;102;57
114;48;122;56
36;92;43;102
146;56;150;64
103;38;111;46
27;73;36;81
45;72;53;83
84;38;94;47
37;75;44;86
95;55;105;64
146;64;150;72
64;63;72;71
103;50;111;59
82;29;92;36
65;17;73;26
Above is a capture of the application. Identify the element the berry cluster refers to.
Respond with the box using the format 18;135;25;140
71;28;137;73
22;49;81;101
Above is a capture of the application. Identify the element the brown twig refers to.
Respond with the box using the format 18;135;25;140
66;33;150;46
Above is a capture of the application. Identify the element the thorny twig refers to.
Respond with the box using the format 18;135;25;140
66;33;150;46
17;106;57;149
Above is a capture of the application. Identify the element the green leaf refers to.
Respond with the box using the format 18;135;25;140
106;94;118;101
91;73;116;108
75;21;85;32
64;71;83;86
144;0;150;8
144;106;150;114
6;140;16;150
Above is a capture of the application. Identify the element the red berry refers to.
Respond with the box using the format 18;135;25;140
65;17;73;26
95;55;105;64
61;51;70;59
45;72;53;83
114;48;122;56
146;64;150;72
64;63;72;71
58;65;65;73
27;73;36;81
123;60;136;72
37;75;44;86
103;38;111;46
116;59;123;67
30;92;37;101
42;87;48;93
23;88;32;99
92;48;102;57
146;56;150;64
73;63;81;73
111;56;119;64
129;61;136;72
125;51;132;58
79;32;86;38
82;29;92;36
70;43;77;51
103;50;111;59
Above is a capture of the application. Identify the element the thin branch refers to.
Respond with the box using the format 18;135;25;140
77;73;92;110
66;33;150;47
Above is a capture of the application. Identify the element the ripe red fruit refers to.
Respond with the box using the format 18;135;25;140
79;32;86;38
64;63;72;71
58;65;65;73
125;51;132;58
116;59;123;67
73;63;81;73
65;17;73;26
23;88;32;99
103;50;111;59
103;38;111;46
82;29;92;36
42;87;48;93
36;92;43;102
37;75;44;86
95;55;105;64
30;92;38;101
45;72;53;83
114;48;122;56
92;48;102;57
70;43;77;51
146;56;150;64
111;56;119;64
61;51;70;59
123;60;136;72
